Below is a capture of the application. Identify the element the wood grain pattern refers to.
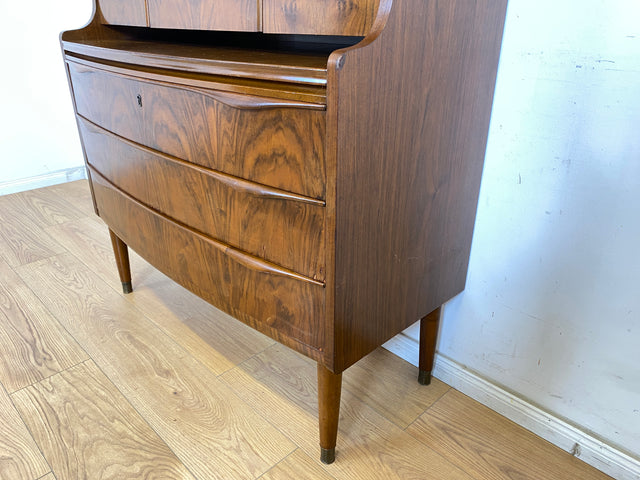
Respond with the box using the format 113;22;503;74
261;449;335;480
343;347;449;429
47;180;95;217
69;62;327;199
46;216;148;289
16;253;296;480
148;0;259;32
98;0;148;27
80;119;325;280
326;0;508;372
0;259;87;393
264;0;378;35
407;389;613;480
222;344;473;480
1;188;86;228
0;194;66;268
11;361;195;480
91;172;326;356
0;383;50;480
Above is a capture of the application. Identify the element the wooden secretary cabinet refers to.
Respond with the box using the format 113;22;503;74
61;0;507;463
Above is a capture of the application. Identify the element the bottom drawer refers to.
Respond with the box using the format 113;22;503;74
90;169;326;357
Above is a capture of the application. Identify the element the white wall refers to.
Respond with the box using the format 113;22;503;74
0;0;91;194
396;0;640;466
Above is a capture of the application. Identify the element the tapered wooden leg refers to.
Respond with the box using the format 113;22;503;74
109;229;132;294
418;306;441;385
317;363;342;464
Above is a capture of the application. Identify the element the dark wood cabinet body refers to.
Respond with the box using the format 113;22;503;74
62;0;507;462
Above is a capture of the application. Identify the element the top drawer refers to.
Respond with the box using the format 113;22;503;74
68;61;326;199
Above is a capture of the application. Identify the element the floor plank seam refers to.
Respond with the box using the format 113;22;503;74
254;448;298;479
83;350;202;480
2;381;56;479
402;385;453;432
3;358;91;397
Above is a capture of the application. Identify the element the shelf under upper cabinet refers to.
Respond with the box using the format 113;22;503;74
62;38;331;87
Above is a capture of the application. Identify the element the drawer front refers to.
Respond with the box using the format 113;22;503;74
263;0;378;35
90;169;326;356
80;118;325;281
99;0;148;26
148;0;259;31
69;62;326;199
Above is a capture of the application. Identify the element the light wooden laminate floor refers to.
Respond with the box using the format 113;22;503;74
0;181;612;480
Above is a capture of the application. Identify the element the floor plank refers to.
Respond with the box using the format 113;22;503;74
0;195;65;268
343;347;450;429
45;216;149;290
3;187;86;227
406;389;613;480
0;383;50;480
0;259;88;393
0;182;620;479
260;449;336;480
47;217;274;375
17;253;295;480
11;361;195;480
222;344;473;480
46;179;95;217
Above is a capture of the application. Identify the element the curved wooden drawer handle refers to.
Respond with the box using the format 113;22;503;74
81;118;326;207
90;167;325;288
67;57;326;111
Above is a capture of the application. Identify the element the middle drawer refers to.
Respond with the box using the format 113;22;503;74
80;118;325;281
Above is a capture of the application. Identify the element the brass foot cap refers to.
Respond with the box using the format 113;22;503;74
122;281;133;294
320;447;335;464
418;370;431;385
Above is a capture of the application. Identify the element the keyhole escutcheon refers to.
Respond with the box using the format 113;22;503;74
136;94;143;108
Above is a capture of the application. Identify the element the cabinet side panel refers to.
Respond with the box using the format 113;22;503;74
330;0;507;372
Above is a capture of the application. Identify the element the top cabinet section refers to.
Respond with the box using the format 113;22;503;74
148;0;260;31
263;0;377;36
97;0;377;35
100;0;148;26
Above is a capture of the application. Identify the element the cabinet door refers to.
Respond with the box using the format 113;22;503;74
99;0;148;26
263;0;378;35
148;0;259;31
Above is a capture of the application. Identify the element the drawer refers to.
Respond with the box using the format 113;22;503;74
68;62;326;200
80;118;325;281
148;0;259;31
263;0;378;35
90;169;326;355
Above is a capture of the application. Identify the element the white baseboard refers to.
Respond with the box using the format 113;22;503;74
383;333;640;480
0;167;87;196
